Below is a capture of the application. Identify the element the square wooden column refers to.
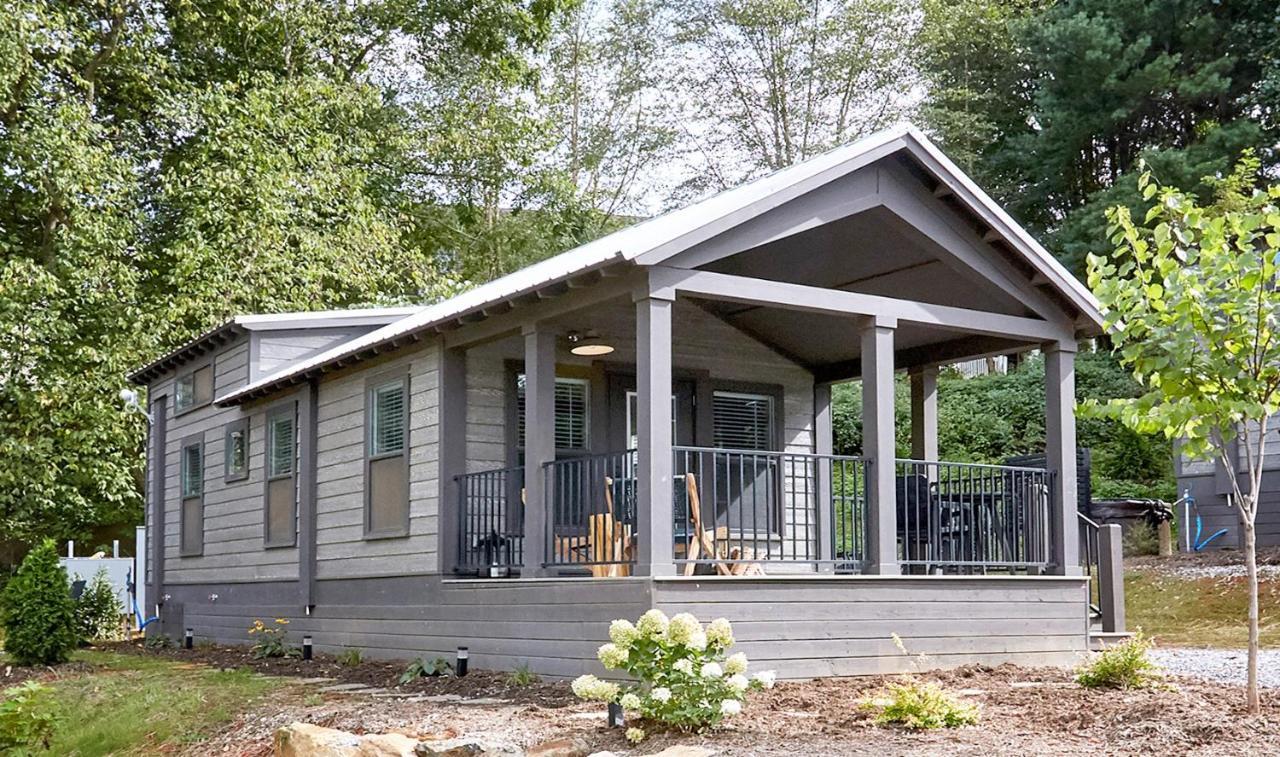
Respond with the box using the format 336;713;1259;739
861;317;899;575
909;366;938;463
521;326;556;577
1044;342;1082;575
636;295;675;576
814;382;836;571
438;346;466;574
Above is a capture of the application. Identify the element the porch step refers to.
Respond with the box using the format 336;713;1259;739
1088;630;1134;651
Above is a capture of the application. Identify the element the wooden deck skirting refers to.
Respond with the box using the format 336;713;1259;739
164;573;1089;680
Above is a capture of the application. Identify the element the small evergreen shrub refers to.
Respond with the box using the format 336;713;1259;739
248;618;298;659
1;540;78;665
571;611;774;738
399;656;452;683
507;663;538;686
337;648;364;666
0;681;61;754
74;568;125;642
863;680;980;730
144;633;174;650
1075;631;1162;689
1122;523;1159;557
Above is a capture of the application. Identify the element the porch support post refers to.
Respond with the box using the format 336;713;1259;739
1044;341;1082;575
814;382;835;571
522;325;555;577
909;366;938;462
636;294;676;576
861;316;899;575
438;346;466;574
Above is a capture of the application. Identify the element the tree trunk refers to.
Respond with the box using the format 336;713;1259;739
1244;518;1260;714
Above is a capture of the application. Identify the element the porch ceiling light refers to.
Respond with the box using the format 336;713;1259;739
567;330;614;356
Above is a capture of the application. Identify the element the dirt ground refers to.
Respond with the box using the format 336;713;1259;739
1127;545;1280;571
105;642;1280;756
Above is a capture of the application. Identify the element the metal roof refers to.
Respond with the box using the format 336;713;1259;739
210;123;1103;406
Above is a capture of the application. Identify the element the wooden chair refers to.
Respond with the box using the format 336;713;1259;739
588;476;634;577
682;473;763;576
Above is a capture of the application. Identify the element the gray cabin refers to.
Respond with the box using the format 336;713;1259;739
1177;428;1280;550
131;125;1117;678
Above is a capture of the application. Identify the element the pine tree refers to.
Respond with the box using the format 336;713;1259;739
1;541;78;666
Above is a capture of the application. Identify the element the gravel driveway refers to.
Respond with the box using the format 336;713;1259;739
1152;647;1280;689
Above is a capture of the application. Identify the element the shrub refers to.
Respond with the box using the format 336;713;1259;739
75;568;125;642
144;633;174;650
507;663;538;687
1;540;78;665
572;612;774;736
399;656;452;684
337;648;363;666
248;618;298;659
1122;523;1159;557
0;681;61;754
863;680;979;730
1075;631;1162;689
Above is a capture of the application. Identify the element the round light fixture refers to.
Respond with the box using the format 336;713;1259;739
568;330;615;356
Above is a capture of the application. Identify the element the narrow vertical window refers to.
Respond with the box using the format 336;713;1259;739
224;419;248;482
265;405;297;546
180;439;204;555
366;376;409;536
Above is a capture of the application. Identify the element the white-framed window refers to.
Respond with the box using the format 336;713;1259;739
625;391;678;451
517;376;590;451
366;376;409;537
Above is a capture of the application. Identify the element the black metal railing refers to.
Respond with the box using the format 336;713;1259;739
672;446;869;572
455;466;524;574
1078;513;1102;621
894;459;1053;574
544;450;638;571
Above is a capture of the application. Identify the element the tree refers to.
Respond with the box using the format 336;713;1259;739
1086;155;1280;713
671;0;918;196
1;540;78;665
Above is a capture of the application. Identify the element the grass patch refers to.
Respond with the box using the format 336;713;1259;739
5;650;283;754
1126;570;1279;648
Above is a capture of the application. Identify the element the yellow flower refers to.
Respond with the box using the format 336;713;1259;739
275;618;290;625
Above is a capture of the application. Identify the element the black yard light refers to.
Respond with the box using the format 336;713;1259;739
456;646;469;677
302;635;313;661
184;628;193;649
607;702;625;728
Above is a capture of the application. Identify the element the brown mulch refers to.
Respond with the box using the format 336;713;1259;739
0;658;97;689
1128;546;1280;570
100;639;577;707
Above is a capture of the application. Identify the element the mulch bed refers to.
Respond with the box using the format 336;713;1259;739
100;640;578;708
1128;546;1280;570
0;658;97;689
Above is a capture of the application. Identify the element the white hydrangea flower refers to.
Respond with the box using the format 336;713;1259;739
673;658;694;675
609;619;639;649
637;609;669;637
706;617;734;646
720;699;742;716
686;629;708;651
665;613;702;645
724;652;748;675
650;686;672;703
570;674;620;702
726;673;749;692
597;642;628;669
701;662;723;678
620;692;642;710
752;670;777;689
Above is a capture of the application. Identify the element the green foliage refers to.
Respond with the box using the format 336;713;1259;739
144;634;175;650
336;647;364;667
399;656;453;684
507;663;539;686
863;679;979;730
74;569;124;643
1075;632;1162;689
573;612;774;732
1;541;78;666
247;618;298;659
832;352;1175;500
0;681;61;755
1122;523;1159;558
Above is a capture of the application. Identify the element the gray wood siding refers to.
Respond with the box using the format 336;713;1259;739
465;350;508;473
653;576;1088;677
314;342;441;579
155;340;301;584
253;327;376;380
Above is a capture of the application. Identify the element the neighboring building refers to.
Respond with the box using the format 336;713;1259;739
131;125;1111;678
1176;430;1280;549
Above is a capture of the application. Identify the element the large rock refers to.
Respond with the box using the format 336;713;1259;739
414;737;523;756
526;736;590;757
274;723;418;757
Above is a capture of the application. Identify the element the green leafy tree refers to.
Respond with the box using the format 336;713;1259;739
1085;155;1280;713
74;568;124;642
1;540;78;665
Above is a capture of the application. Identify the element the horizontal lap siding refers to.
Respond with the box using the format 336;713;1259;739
314;342;441;579
255;329;368;379
466;352;507;474
161;339;300;583
653;577;1089;678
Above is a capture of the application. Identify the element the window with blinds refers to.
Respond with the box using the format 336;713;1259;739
712;392;774;450
180;440;204;555
267;411;295;479
517;376;589;451
181;442;203;498
370;380;407;457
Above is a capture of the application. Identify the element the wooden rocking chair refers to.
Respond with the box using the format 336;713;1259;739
683;473;764;576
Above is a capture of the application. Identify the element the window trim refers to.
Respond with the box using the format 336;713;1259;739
364;369;411;539
178;434;205;557
509;362;593;459
223;418;249;483
263;401;298;548
173;360;215;417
